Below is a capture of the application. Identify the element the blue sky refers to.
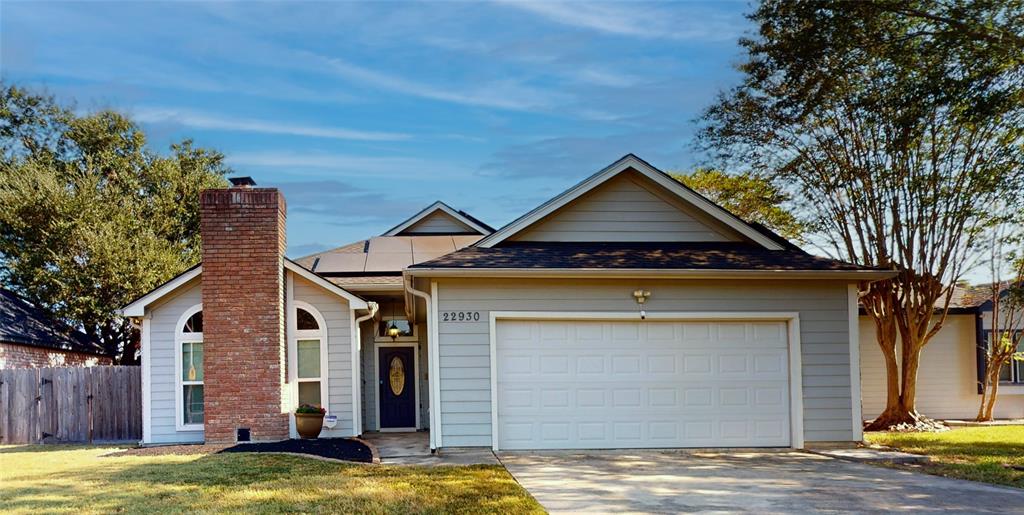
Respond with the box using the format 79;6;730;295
2;1;752;257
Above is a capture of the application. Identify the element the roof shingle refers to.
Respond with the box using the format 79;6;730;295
408;242;881;272
0;289;107;355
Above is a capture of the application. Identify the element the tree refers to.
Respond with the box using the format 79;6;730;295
699;1;1024;429
976;208;1024;421
0;84;230;364
671;168;805;242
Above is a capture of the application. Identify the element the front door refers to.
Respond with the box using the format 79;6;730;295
379;347;416;429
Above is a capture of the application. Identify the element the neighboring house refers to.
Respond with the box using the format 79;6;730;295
0;288;112;368
859;286;1024;420
122;154;892;450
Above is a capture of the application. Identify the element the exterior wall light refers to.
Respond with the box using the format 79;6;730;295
633;289;651;319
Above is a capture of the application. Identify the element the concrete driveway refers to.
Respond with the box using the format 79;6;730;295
498;450;1024;514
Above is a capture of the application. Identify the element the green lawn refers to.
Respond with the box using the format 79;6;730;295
866;426;1024;488
0;445;543;514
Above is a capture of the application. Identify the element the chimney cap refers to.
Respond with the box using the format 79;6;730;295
228;176;257;188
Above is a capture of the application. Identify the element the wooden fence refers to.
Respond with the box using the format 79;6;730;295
0;366;141;444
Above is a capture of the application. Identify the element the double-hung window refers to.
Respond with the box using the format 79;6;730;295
176;306;204;430
292;303;327;408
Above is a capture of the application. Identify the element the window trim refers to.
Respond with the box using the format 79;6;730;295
289;301;329;411
175;304;204;432
375;315;417;342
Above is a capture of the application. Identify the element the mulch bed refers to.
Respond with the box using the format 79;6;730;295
220;438;373;463
107;438;373;463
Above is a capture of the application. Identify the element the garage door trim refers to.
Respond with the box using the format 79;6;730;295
488;311;805;451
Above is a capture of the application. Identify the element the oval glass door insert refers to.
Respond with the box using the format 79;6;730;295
389;356;405;396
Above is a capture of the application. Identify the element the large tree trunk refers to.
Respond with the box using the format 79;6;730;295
863;291;918;431
977;366;993;422
899;342;923;418
977;358;1004;422
863;273;940;431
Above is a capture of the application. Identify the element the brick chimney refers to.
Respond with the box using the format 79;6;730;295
200;181;289;442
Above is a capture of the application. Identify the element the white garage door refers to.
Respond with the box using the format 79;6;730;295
495;320;791;450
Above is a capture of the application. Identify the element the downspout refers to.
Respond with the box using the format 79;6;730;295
404;274;438;453
354;301;379;436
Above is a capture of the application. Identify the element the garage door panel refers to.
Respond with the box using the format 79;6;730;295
498;417;790;450
496;353;788;381
496;320;791;449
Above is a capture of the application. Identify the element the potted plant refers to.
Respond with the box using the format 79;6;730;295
294;404;326;439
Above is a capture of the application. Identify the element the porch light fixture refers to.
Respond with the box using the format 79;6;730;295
387;301;401;340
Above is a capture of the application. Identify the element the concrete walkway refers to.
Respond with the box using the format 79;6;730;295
361;432;498;466
499;450;1024;514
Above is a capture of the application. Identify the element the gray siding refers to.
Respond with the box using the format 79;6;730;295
510;173;741;243
401;211;475;235
434;278;855;447
147;280;204;444
292;274;354;436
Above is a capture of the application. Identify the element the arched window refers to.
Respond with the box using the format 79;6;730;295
182;311;203;333
297;308;319;331
290;302;327;410
176;305;204;431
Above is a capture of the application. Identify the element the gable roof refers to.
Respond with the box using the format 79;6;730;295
121;260;368;317
381;201;494;236
474;154;787;250
121;264;203;317
0;288;107;355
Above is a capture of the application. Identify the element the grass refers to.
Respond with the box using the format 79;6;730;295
0;445;543;514
865;426;1024;488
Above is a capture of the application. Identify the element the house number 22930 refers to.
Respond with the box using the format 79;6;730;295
441;311;481;322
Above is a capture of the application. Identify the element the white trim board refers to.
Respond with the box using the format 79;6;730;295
382;201;492;236
486;311;805;451
430;280;442;449
475;154;785;250
350;308;362;436
140;314;152;444
372;340;421;431
848;284;864;442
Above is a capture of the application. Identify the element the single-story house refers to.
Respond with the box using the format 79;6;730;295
860;285;1024;420
0;288;112;368
122;154;894;450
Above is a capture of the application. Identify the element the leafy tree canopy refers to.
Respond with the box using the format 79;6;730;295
671;168;805;243
0;84;229;363
699;0;1024;429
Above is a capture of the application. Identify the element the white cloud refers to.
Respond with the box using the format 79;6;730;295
310;53;565;111
496;1;741;41
133;108;409;141
225;151;479;180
